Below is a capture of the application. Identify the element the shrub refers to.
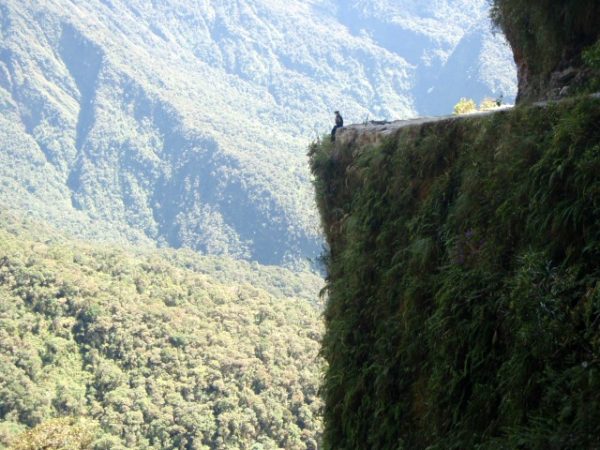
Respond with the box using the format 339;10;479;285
453;98;477;115
9;418;98;450
479;97;500;110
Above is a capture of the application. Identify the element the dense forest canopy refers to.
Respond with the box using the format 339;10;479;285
0;213;324;449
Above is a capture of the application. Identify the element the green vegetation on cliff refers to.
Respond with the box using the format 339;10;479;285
309;95;600;449
0;214;324;450
491;0;600;101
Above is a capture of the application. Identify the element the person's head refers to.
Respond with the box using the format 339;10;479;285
334;110;340;115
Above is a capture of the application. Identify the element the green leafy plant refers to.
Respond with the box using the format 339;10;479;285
583;40;600;70
582;39;600;92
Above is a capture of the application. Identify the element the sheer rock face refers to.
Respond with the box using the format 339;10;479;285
493;0;600;103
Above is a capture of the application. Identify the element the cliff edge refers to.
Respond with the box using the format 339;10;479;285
310;94;600;448
310;3;600;447
309;3;600;448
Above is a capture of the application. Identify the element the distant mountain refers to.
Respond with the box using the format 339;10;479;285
339;0;517;114
0;0;516;266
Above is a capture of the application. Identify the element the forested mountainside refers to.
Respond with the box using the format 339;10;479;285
0;0;515;266
0;212;324;449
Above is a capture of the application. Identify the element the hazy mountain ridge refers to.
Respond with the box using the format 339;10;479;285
339;0;517;114
0;0;516;265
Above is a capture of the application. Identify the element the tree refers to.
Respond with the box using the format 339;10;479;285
9;417;98;450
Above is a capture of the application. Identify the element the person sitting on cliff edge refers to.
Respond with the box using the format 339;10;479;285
331;110;344;142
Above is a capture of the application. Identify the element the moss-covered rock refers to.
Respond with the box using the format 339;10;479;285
491;0;600;102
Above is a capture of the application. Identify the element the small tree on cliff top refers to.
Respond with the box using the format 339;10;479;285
453;98;477;115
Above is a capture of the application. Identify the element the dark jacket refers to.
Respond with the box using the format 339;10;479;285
335;113;343;127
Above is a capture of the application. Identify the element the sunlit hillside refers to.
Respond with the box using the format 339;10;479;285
0;0;516;266
0;212;324;449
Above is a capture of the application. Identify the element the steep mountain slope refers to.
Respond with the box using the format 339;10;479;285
0;0;516;265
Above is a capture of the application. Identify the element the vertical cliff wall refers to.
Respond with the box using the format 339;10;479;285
309;96;600;449
491;0;600;102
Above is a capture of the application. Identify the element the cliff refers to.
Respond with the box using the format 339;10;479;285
492;0;600;102
310;3;600;446
309;94;600;448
